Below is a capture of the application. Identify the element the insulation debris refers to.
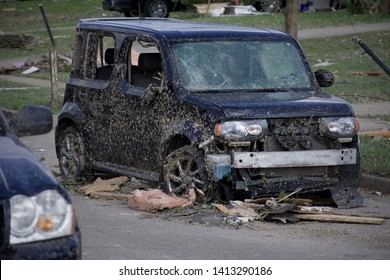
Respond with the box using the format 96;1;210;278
128;188;196;212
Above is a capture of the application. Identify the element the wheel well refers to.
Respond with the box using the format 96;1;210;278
162;134;191;159
55;119;78;155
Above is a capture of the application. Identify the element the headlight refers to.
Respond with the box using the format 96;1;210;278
214;120;268;140
320;117;359;138
10;190;74;245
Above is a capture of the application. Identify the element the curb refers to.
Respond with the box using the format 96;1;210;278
359;174;390;194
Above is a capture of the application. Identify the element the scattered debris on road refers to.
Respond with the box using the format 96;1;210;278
76;176;387;226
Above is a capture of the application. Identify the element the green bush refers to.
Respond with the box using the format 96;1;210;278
344;0;366;14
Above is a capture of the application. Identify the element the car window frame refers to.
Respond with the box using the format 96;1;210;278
118;36;164;97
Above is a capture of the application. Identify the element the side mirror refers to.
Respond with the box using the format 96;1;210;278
315;69;335;88
11;105;53;137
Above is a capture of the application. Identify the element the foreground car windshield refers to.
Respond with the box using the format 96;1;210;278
172;40;312;92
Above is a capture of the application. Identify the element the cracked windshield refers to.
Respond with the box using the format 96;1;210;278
172;40;311;91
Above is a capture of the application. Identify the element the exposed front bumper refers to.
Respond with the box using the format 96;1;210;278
205;149;357;181
233;149;357;168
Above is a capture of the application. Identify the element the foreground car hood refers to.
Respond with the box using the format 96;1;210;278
187;91;355;119
0;137;59;198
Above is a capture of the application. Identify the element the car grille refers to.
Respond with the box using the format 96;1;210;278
234;118;338;184
266;117;326;151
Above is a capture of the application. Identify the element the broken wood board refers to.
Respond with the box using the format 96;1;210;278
213;203;232;216
79;176;128;195
359;130;390;138
90;192;130;201
213;202;259;220
293;214;384;225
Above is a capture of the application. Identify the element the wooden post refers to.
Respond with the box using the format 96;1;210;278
40;4;60;109
49;48;60;109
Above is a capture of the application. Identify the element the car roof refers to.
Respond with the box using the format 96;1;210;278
77;18;291;40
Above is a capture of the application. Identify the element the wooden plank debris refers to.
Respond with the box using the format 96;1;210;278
358;130;390;138
90;192;130;201
293;214;384;225
79;176;128;195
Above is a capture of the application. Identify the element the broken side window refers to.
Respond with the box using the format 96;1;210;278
84;33;115;81
71;34;84;79
127;40;162;89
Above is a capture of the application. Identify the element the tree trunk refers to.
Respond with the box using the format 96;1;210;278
379;0;390;13
284;0;299;38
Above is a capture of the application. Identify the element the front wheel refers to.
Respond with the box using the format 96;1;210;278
163;145;210;197
143;0;170;18
58;126;87;182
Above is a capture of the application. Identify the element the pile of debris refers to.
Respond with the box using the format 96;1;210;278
0;53;71;74
78;176;387;226
0;34;43;50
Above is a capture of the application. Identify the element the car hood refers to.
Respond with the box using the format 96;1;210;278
0;137;60;198
186;91;355;119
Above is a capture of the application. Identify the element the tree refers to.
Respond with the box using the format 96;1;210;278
284;0;299;38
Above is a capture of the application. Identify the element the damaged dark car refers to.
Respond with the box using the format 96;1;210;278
0;106;81;259
102;0;177;18
56;18;362;208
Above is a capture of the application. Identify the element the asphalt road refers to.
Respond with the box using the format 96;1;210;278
20;129;390;260
72;190;390;260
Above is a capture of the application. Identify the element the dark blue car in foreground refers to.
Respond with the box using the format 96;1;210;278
0;105;81;259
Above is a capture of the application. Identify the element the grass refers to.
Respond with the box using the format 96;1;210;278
360;137;390;177
300;31;390;103
0;80;52;110
1;0;389;58
359;115;390;121
188;10;390;31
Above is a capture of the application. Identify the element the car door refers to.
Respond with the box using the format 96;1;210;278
74;32;116;163
110;38;164;173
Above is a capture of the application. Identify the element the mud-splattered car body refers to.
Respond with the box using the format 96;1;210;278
0;106;81;259
56;18;362;208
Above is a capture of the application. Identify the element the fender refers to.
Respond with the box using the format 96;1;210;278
54;102;85;156
159;118;212;161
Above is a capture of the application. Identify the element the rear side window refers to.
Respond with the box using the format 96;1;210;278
71;34;84;78
83;34;115;81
